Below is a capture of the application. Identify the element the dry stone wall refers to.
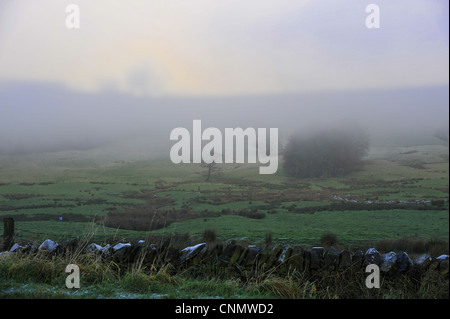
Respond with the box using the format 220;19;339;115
2;238;449;279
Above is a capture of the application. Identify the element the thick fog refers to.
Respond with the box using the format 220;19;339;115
0;81;448;157
0;1;448;158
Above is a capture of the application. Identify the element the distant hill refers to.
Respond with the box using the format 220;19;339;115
0;81;448;155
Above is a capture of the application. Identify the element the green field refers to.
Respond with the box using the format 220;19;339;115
0;144;448;251
0;143;448;299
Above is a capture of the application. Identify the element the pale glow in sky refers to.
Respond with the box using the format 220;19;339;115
0;0;448;97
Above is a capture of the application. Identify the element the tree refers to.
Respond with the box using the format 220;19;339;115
283;125;369;178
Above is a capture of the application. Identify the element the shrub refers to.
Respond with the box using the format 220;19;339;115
319;232;338;247
202;229;217;244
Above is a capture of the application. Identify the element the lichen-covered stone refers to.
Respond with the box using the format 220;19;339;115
228;245;244;267
219;242;237;265
179;243;207;264
266;244;284;268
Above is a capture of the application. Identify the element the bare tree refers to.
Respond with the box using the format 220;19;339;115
200;155;223;181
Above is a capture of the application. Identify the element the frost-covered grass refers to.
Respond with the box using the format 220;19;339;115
0;251;269;299
1;250;448;299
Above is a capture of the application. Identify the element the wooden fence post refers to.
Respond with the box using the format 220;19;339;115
3;218;14;251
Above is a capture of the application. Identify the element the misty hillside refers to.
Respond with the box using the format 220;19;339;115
0;81;448;156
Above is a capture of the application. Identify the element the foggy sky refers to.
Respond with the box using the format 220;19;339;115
0;1;448;155
0;1;448;96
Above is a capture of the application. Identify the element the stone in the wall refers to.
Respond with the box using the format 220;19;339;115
395;252;413;273
165;247;183;264
128;240;158;262
238;245;261;268
112;242;132;263
437;255;449;276
191;244;209;265
130;240;144;259
277;245;293;274
258;245;274;267
113;242;131;251
429;257;441;272
287;245;304;271
408;253;430;280
228;245;244;267
414;254;432;269
266;244;284;268
245;245;261;267
309;247;325;270
338;250;352;269
237;246;249;265
9;243;24;253
12;242;37;254
352;250;364;267
39;239;60;253
129;241;156;264
86;243;103;254
304;249;311;270
277;245;292;264
219;242;237;265
380;251;397;273
323;246;340;269
363;248;382;267
158;237;174;254
65;237;80;253
180;243;207;263
84;243;104;255
204;243;223;264
101;243;112;258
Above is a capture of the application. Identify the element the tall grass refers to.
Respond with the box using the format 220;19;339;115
1;239;448;299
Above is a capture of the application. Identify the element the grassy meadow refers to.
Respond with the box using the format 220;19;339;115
0;142;448;299
0;143;448;249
